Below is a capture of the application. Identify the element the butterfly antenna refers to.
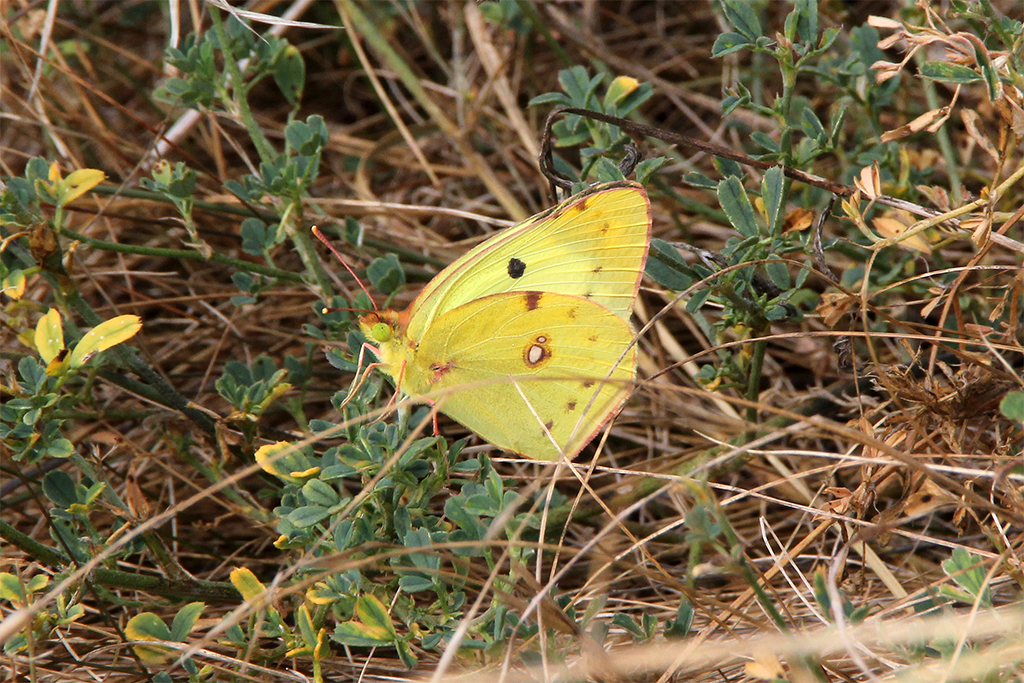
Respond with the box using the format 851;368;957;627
312;226;379;313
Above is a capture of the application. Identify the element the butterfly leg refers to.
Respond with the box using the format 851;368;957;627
334;341;388;414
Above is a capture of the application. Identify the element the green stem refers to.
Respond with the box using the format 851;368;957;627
912;50;963;205
208;7;276;165
0;519;239;603
744;338;767;434
58;226;302;281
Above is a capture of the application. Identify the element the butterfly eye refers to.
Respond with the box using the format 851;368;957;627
371;322;392;342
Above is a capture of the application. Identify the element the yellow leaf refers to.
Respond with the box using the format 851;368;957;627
257;382;293;413
2;270;27;299
62;169;106;204
605;76;640;104
68;314;141;368
255;441;318;482
124;612;174;664
229;567;267;603
34;309;64;364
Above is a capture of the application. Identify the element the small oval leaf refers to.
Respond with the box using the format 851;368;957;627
34;309;64;364
69;315;142;368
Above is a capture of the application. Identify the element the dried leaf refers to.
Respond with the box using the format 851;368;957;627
817;291;857;328
782;207;815;233
855;164;882;199
873;215;932;254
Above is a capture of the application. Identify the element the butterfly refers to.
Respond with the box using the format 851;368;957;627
357;181;651;461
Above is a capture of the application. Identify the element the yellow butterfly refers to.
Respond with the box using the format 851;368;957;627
358;181;651;461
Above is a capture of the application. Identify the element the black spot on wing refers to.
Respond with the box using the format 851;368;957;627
507;257;526;279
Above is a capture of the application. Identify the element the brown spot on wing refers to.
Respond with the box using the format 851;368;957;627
592;265;603;274
523;335;552;368
524;292;542;311
566;401;577;412
582;380;594;389
428;361;455;384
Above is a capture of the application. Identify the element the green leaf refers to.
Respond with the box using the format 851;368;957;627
367;254;405;295
682;172;718;189
717;176;758;238
355;594;397;637
611;612;645;638
765;260;791;290
941;548;992;606
396;639;418;668
646;239;695;291
398;574;435;593
760;166;785;236
296;604;317;647
169;602;205;642
664;600;694;639
919;61;983;84
634;157;666;185
288;505;332;528
125;612;172;641
711;32;752;58
999;391;1024;421
41;470;78;509
750;131;780;153
721;0;761;41
333;621;393;647
302;479;341;507
801;107;827;141
0;573;27;603
274;44;305;105
240;218;271;256
793;0;817;45
125;612;174;663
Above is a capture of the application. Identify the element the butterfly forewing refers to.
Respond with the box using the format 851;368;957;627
404;182;651;343
405;291;636;461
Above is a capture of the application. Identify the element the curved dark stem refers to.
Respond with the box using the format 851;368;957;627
540;107;959;225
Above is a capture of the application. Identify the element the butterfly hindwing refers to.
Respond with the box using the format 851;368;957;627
404;291;636;462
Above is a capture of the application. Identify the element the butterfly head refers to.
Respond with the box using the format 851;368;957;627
358;310;413;383
359;311;398;341
358;309;415;358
